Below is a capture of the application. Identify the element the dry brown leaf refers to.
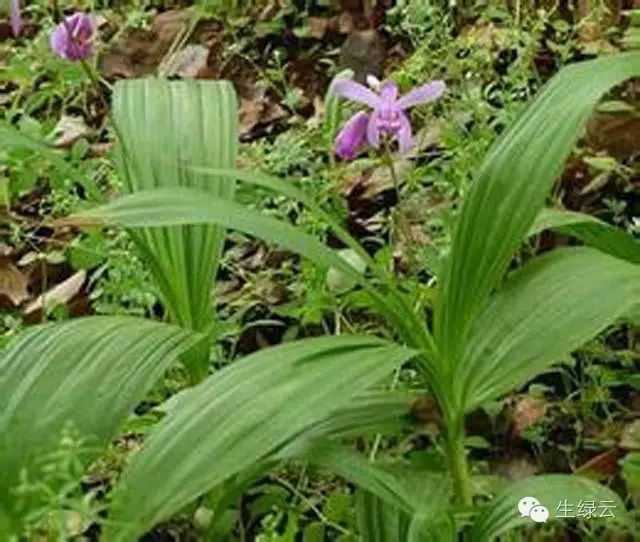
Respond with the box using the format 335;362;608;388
0;258;29;306
620;420;640;450
575;449;622;477
99;10;190;80
163;44;210;79
24;270;86;315
50;115;92;148
512;395;547;436
239;87;287;141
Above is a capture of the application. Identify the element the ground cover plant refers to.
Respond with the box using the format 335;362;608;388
1;1;640;541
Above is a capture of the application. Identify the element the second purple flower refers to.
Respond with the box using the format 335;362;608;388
333;77;446;161
50;12;96;61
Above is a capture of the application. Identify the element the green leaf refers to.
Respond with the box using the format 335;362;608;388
0;316;196;525
461;247;640;411
530;207;640;264
312;444;451;518
73;186;437;367
435;52;640;380
471;474;629;541
105;336;415;540
113;79;238;380
309;444;454;541
355;491;455;542
356;491;411;542
622;452;640;493
75;187;364;286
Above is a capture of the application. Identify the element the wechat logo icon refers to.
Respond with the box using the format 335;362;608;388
518;497;549;523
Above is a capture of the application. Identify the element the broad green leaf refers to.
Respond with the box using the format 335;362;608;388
471;474;629;541
105;335;415;540
75;187;364;285
356;491;412;542
0;316;196;526
435;52;640;380
355;490;455;542
530;207;640;264
72;187;437;368
309;444;454;541
306;391;415;440
114;79;237;380
461;248;640;411
312;444;451;519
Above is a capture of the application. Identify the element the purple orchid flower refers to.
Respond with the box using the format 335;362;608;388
333;77;445;160
50;12;96;61
9;0;22;37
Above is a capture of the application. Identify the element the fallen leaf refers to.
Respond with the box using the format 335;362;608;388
511;395;547;436
307;17;331;39
163;44;209;79
24;270;86;315
99;10;190;80
0;258;29;306
492;455;539;481
49;115;92;148
621;420;640;450
239;86;287;141
575;449;622;478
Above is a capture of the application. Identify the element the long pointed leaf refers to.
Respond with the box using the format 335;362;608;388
530;207;640;264
71;187;437;370
436;52;640;380
461;248;640;410
0;316;196;524
104;335;415;540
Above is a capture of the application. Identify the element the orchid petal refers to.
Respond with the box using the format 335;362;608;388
9;0;22;37
334;111;370;161
397;80;446;110
366;112;381;148
332;79;381;109
396;112;413;154
379;82;399;104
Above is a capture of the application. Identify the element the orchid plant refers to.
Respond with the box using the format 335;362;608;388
2;13;639;542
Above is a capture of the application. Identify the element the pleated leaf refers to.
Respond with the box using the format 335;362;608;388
435;52;640;377
460;248;640;411
105;335;415;540
530;207;640;264
72;187;436;365
114;79;237;377
313;444;452;519
471;474;629;541
356;491;455;542
0;316;196;521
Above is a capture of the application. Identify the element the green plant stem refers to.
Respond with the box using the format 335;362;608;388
448;420;472;506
